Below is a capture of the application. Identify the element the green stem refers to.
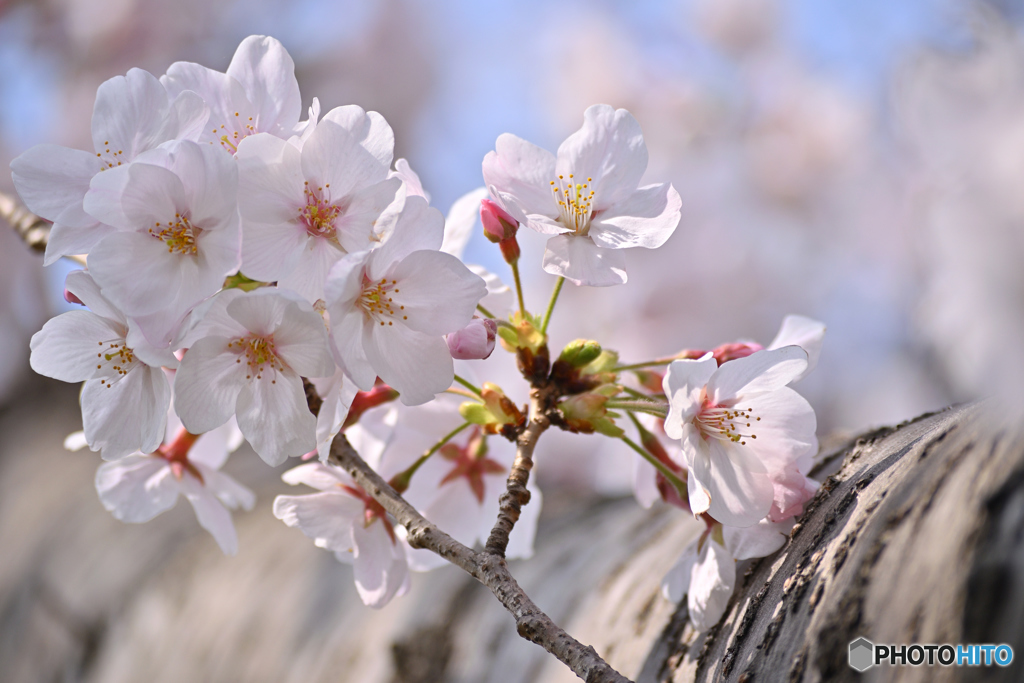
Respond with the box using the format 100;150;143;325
390;422;472;493
453;374;483;398
605;399;669;418
540;276;565;335
477;304;497;319
621;385;652;400
612;356;681;373
510;261;526;316
619;434;687;500
445;388;482;401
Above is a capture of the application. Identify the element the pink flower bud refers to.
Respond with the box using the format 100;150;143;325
63;288;84;305
712;341;763;365
480;199;518;243
446;318;497;360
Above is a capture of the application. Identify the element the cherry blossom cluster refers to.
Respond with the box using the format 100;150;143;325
13;34;826;638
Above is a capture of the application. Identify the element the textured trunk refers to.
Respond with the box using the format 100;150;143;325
1;385;1019;682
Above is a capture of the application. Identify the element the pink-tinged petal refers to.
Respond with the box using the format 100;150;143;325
129;305;196;352
91;68;175;157
82;365;170;460
363;323;454;406
195;212;242;280
390;250;486;336
236;132;305;224
446;318;496;360
271;301;335;377
352;521;408;608
170;90;210;142
88;232;189;316
281;462;351;491
235;372;315;465
588;183;681;250
441;187;489;258
225;35;301;136
662;545;698;604
320;105;395;174
663;355;718;439
240;221;308;284
333;177;402;254
177;289;248;346
44;220;111;267
329;310;376;391
161;140;238;228
708;346;808;404
10;144;96;223
186;421;238;470
95;455;178;522
542;234;627;286
687;537;736;631
274;491;361;552
389;158;429;200
301;109;391;199
30;311;125;382
738;387;818;472
315;371;359;463
121;161;189;229
277;237;345;303
161;61;254;146
724;519;792;561
179;474;240;555
767;315;826;382
369;196;445;277
555;104;648;210
83;163;132;229
324;251;369;310
693;439;774;528
481;134;558;219
64;270;125;324
224;288;293;336
768;468;818;523
173;336;248;434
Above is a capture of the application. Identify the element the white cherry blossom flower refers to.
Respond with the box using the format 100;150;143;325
83;140;241;347
234;106;400;302
662;518;792;630
173;288;335;465
273;462;410;608
482;104;682;286
389;158;429;201
93;409;253;555
663;347;817;527
309;368;360;463
29;270;175;460
10;68;207;265
161;35;302;153
324;196;487;405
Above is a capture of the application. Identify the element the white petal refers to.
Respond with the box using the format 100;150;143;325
390;250;487;336
91;68;175;158
328;310;376;391
352;521;409;608
333;177;402;254
555;104;648;210
64;270;125;324
30;311;125;382
737;387;818;472
441;187;489;258
82;367;170;460
302;108;392;198
542;234;627;287
363;323;454;406
95;455;178;522
662;355;717;440
389;158;429;200
481;134;558;220
170;90;210;142
44;220;110;267
685;434;712;516
723;519;792;561
768;315;826;383
225;35;301;136
173;336;248;434
662;544;698;604
88;232;191;317
687;537;736;631
271;300;335;377
273;491;361;551
9;144;95;223
588;183;681;250
277;237;346;303
632;451;660;509
694;439;774;528
224;287;294;335
708;346;809;404
369;195;445;276
315;371;359;463
281;462;350;491
235;372;315;465
320;105;395;172
64;431;89;452
180;473;240;555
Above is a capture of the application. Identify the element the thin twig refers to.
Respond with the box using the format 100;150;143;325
328;433;631;683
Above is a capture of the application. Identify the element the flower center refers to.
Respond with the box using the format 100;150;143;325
550;173;595;235
228;335;286;381
149;213;200;255
94;340;137;388
695;396;760;446
299;182;341;240
95;140;125;172
212;111;258;154
358;277;408;328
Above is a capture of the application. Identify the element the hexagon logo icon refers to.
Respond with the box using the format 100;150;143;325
849;637;875;672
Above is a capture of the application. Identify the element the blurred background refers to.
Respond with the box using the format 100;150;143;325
1;0;1023;679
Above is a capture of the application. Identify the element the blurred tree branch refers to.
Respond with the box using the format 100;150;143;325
0;191;49;254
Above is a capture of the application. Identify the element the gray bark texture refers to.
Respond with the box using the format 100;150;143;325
0;381;1020;682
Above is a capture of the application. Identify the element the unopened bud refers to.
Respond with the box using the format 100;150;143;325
558;393;624;437
447;318;497;360
559;339;603;368
342;382;400;429
459;382;526;434
712;342;763;365
480;199;518;242
498;235;520;264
